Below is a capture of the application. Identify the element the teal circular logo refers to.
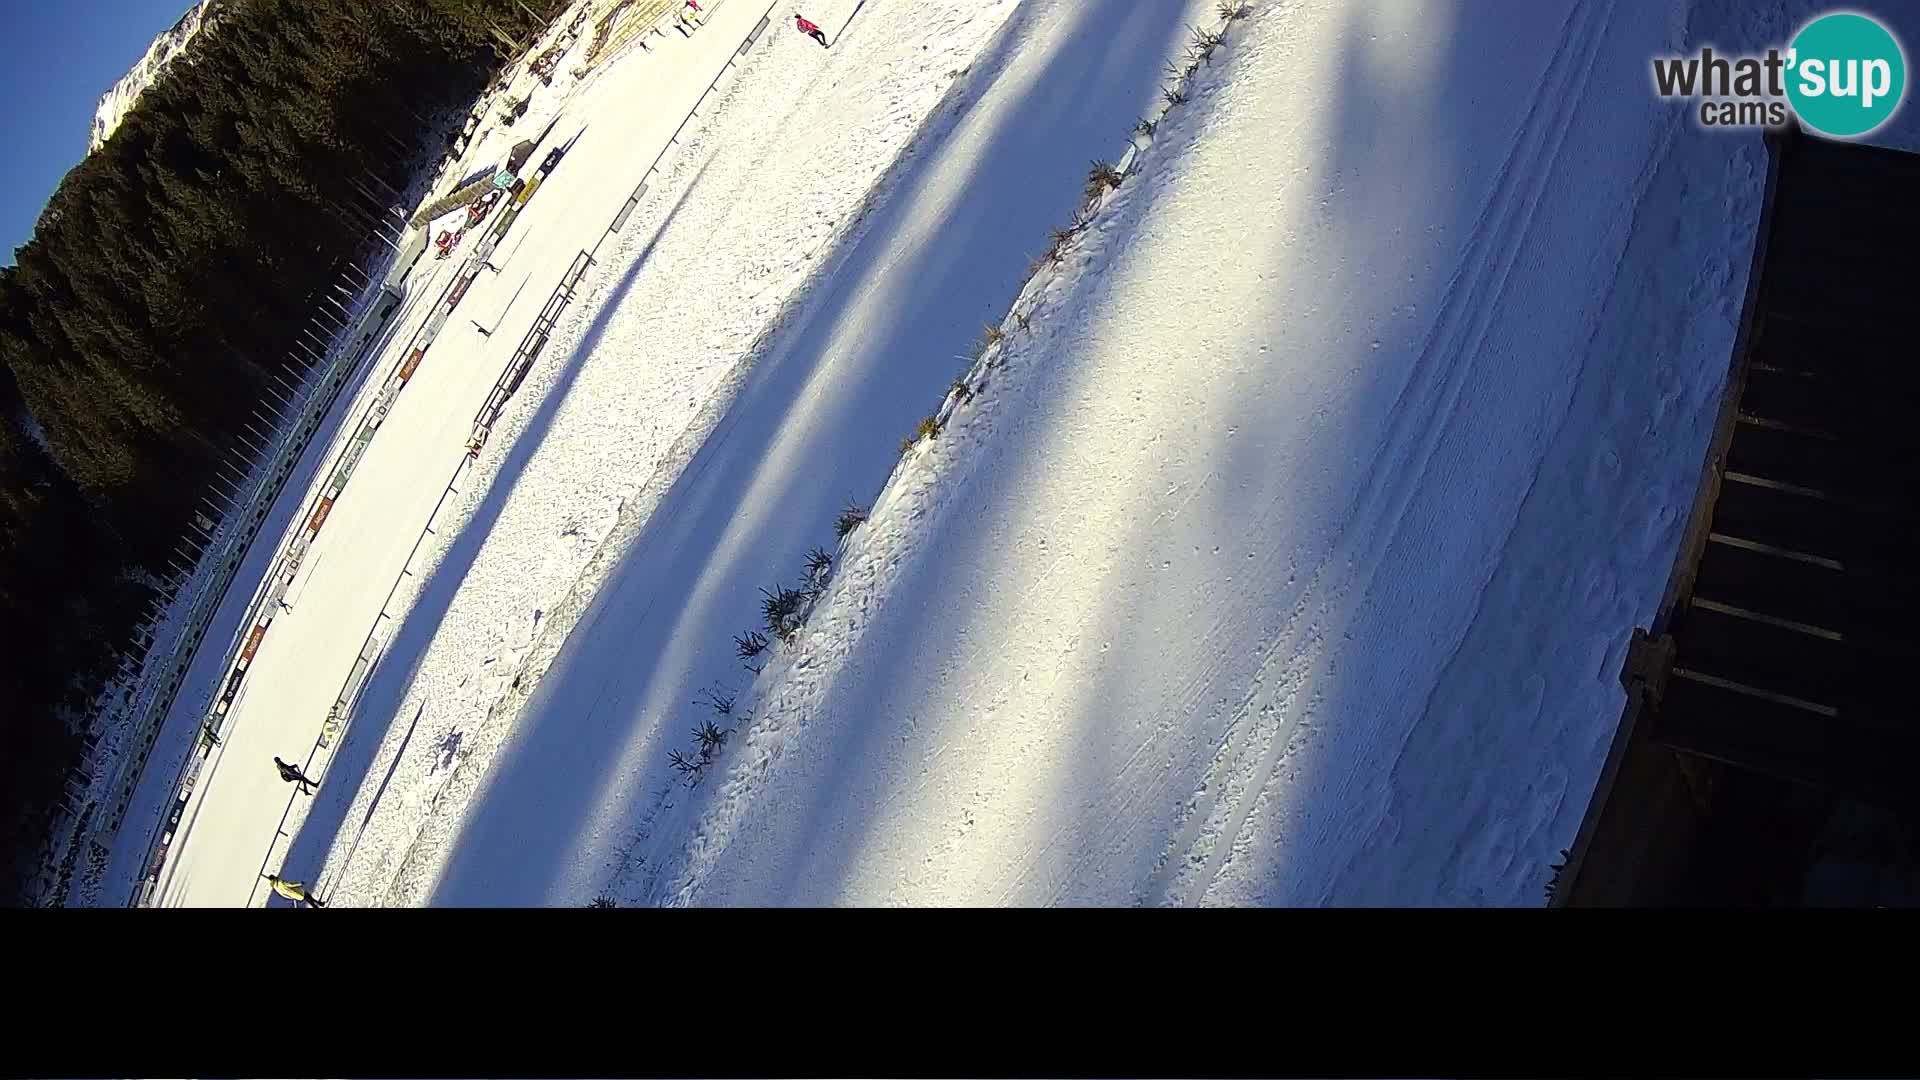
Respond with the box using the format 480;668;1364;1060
1787;13;1906;138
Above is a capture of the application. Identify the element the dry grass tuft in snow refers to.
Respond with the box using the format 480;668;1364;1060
733;629;769;667
759;584;807;643
692;718;731;758
1085;160;1124;202
833;501;869;540
803;545;834;582
696;685;736;717
1189;25;1227;65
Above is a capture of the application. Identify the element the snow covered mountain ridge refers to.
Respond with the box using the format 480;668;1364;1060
90;0;219;153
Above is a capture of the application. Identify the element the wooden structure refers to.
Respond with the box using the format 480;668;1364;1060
1555;126;1920;906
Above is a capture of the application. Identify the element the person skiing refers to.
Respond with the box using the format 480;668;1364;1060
793;12;828;47
682;0;704;27
263;874;327;908
273;756;320;795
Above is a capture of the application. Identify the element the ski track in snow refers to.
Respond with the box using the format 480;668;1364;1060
1153;0;1639;908
637;0;1774;907
296;0;1029;907
124;0;1920;906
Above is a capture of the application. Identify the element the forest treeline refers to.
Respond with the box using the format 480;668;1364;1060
0;0;562;902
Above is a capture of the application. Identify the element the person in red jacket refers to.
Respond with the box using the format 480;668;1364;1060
793;12;828;47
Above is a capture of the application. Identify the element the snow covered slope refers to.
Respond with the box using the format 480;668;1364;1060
292;0;1069;907
635;0;1920;907
621;0;1757;906
129;0;1920;907
91;1;217;152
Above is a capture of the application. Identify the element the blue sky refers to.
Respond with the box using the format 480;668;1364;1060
1;0;194;265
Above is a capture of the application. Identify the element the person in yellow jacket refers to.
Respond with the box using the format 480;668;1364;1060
263;874;327;908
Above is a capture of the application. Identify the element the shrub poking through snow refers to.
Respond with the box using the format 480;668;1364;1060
692;719;730;758
1135;117;1158;137
760;584;807;642
804;546;834;580
589;894;617;908
734;629;769;661
834;500;868;539
1085;160;1124;202
1163;83;1190;107
950;379;974;404
981;322;1006;349
802;547;835;599
697;686;735;716
1543;847;1573;902
667;747;706;784
1015;309;1032;334
916;415;942;441
1218;0;1251;20
1189;25;1227;64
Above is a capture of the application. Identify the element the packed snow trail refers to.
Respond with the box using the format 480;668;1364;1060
120;0;785;906
202;0;1916;906
351;0;1214;907
626;0;1828;906
289;0;1147;905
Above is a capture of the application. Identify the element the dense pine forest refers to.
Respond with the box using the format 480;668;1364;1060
0;0;563;902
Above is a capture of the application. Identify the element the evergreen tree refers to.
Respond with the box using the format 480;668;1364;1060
0;0;557;902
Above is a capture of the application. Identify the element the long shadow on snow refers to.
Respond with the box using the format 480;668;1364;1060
671;0;1504;905
424;0;1193;906
1243;0;1884;906
690;0;1741;907
276;174;708;895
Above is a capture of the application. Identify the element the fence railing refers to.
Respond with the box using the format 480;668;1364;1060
133;0;786;907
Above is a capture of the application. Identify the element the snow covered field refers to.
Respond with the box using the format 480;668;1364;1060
108;0;1920;906
642;0;1761;906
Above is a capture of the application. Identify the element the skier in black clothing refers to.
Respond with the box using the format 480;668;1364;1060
274;756;320;795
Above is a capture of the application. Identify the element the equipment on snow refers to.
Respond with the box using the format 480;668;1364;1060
468;188;505;228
